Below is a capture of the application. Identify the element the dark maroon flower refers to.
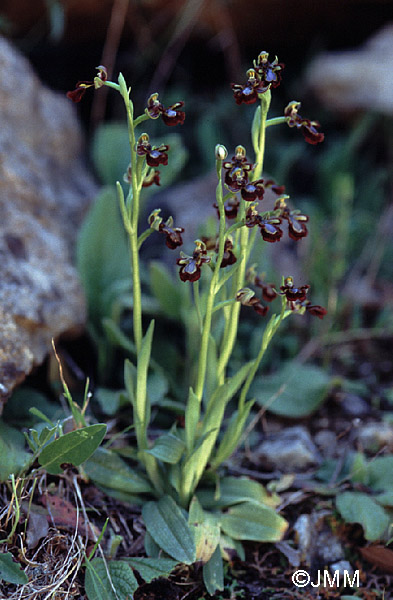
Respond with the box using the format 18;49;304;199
158;217;184;249
231;68;270;106
253;52;284;89
241;179;265;202
284;101;324;145
136;133;169;167
220;239;237;268
264;179;286;196
214;196;240;220
146;94;185;126
236;288;268;316
275;198;309;240
67;66;107;103
259;216;283;242
146;93;163;119
177;241;211;282
254;277;278;302
161;102;185;126
142;169;161;187
280;277;310;302
223;146;253;192
306;304;327;319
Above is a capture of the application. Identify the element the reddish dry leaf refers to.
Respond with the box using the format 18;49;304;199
360;545;393;574
41;494;99;540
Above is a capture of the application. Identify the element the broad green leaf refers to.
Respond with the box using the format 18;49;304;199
84;558;138;600
145;433;185;464
188;497;220;563
142;495;196;564
202;544;224;595
0;552;28;584
253;362;330;417
77;187;129;328
197;476;279;509
0;420;31;481
210;399;254;469
220;501;288;542
150;262;183;320
336;492;391;541
94;388;122;416
366;456;393;492
38;424;106;475
91;123;130;185
84;447;153;494
124;557;178;583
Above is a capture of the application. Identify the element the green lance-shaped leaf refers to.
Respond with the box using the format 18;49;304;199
251;105;262;155
185;387;200;453
142;495;196;564
220;501;288;542
210;399;254;470
186;362;253;489
84;558;138;600
0;552;28;585
124;358;137;407
203;544;224;595
188;496;220;563
145;432;186;464
180;428;218;502
336;491;391;541
84;447;153;495
135;320;155;446
103;318;136;355
38;424;107;475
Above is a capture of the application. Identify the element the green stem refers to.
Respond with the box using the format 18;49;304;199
265;115;288;128
119;76;143;353
217;91;271;381
194;160;226;402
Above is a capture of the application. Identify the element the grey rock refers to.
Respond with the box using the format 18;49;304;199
293;512;345;567
357;422;393;451
330;560;353;577
306;24;393;115
341;393;370;417
257;426;321;472
0;36;97;407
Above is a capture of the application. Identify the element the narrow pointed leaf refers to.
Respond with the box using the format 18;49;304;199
197;476;279;509
38;424;107;475
210;399;254;469
136;320;155;431
142;495;196;564
185;387;200;452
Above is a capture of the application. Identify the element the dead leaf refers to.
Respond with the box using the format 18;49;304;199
360;545;393;574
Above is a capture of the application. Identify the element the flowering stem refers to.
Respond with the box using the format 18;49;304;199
217;90;271;382
265;115;288;128
194;158;226;402
119;74;143;353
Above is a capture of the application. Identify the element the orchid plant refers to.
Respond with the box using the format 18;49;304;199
68;51;327;594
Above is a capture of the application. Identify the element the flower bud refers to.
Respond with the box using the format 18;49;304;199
215;144;228;161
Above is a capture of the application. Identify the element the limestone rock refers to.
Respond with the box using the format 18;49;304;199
0;36;97;408
306;24;393;115
257;426;321;472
